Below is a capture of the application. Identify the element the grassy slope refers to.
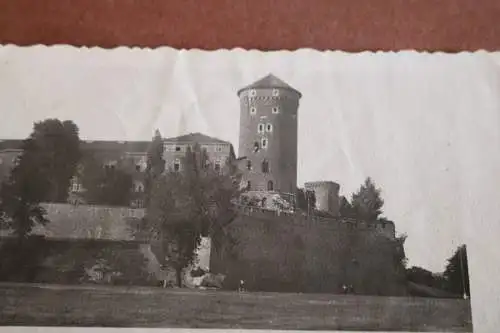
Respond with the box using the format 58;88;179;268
0;283;472;331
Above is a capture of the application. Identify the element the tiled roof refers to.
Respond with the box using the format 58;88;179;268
237;73;302;97
0;139;150;154
0;139;24;151
163;132;230;145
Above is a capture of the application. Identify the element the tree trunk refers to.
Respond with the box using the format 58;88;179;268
175;268;183;288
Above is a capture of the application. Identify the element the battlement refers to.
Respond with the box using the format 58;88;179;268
232;204;395;238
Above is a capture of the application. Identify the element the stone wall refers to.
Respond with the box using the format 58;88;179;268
210;206;405;295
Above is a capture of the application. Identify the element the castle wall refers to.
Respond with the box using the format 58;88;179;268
210;207;404;295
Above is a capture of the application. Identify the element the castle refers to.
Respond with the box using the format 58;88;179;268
0;74;404;294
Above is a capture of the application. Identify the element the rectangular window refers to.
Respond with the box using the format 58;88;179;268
175;146;181;152
214;161;221;172
261;138;268;149
174;159;181;171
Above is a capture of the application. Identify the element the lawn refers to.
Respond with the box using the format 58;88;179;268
0;283;473;331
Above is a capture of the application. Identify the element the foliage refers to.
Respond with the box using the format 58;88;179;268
144;129;166;206
28;119;81;202
296;188;316;212
80;154;133;206
0;139;49;238
406;266;447;290
350;177;384;221
443;244;470;297
144;143;242;287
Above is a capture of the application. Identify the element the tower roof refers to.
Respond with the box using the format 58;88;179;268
163;132;230;145
237;73;302;97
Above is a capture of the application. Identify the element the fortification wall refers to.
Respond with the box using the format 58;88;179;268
210;206;405;295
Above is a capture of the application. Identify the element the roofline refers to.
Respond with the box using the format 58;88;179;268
237;86;302;98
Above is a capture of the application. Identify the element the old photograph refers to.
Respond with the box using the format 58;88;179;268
0;45;486;331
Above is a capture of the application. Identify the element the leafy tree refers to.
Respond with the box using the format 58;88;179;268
145;143;241;287
81;154;133;206
339;196;356;218
350;177;384;221
443;244;470;297
144;130;166;206
296;188;316;213
28;119;81;202
0;138;49;239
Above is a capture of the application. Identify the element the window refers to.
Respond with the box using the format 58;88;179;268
246;160;252;170
272;89;279;97
174;159;180;171
214;161;221;172
135;164;141;172
247;181;251;190
253;141;260;152
272;107;280;114
261;138;268;149
249;89;257;97
217;146;223;152
267;180;274;191
266;123;273;132
258;123;264;133
175;146;181;152
262;159;269;173
250;107;257;115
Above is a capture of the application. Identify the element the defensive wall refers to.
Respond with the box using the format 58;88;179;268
210;205;406;296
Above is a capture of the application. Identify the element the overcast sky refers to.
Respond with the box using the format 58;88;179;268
1;45;499;273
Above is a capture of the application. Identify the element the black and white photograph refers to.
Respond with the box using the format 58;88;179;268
0;45;491;332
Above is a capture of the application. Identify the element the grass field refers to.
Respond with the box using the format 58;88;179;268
0;283;472;331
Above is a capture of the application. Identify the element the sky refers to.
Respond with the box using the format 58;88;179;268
1;45;499;273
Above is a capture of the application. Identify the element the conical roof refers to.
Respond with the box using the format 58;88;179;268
237;73;301;97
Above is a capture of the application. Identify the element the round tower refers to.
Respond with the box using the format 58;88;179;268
237;74;301;195
304;181;340;216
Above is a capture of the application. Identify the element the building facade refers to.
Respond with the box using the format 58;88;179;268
237;74;301;196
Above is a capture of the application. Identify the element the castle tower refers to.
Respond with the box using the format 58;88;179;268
237;74;302;195
304;181;340;216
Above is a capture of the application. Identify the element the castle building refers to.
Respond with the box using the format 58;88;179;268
162;133;235;173
304;181;341;216
236;74;301;197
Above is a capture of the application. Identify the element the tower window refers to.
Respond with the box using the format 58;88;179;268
253;141;260;152
262;159;269;173
258;123;264;133
267;180;274;191
250;107;257;115
272;107;280;114
249;89;257;97
246;160;252;170
272;89;279;97
174;159;181;171
266;123;273;132
261;138;268;149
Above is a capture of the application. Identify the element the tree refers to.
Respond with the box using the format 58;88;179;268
350;177;384;221
339;196;356;218
144;143;241;287
443;244;470;297
28;119;81;202
81;154;133;206
144;130;166;206
0;138;49;238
